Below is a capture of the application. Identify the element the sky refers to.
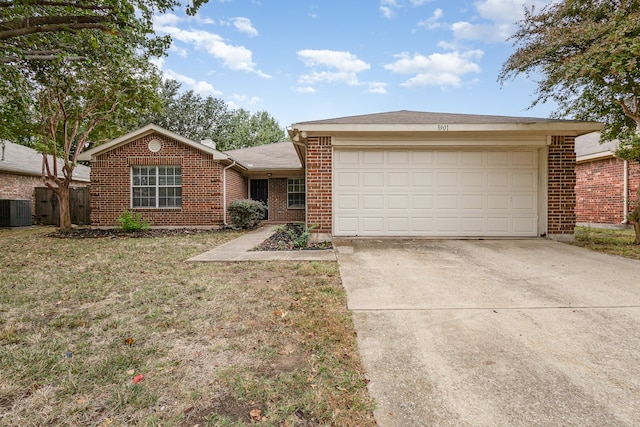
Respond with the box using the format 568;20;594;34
151;0;554;128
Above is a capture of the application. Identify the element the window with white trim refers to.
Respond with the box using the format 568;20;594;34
287;178;305;209
132;166;182;208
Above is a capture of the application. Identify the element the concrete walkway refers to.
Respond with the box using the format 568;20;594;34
187;225;336;262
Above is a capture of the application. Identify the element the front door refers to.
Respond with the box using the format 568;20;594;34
250;179;269;220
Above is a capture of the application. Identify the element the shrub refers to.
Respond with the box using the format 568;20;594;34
228;199;266;229
116;209;150;233
289;223;317;249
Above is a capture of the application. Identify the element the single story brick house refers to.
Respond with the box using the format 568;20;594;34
79;111;602;238
575;132;640;226
77;124;305;227
1;141;90;218
288;110;601;239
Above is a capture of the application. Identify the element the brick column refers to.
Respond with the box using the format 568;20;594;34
548;135;576;237
306;136;332;233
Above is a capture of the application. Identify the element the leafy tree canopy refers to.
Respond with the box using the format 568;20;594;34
499;0;640;158
136;79;287;151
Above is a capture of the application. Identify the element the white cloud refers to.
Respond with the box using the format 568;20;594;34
367;82;388;94
418;8;444;30
451;0;549;43
154;24;270;78
297;50;370;87
410;0;432;4
154;13;182;26
232;17;258;36
380;0;399;18
152;58;223;96
384;50;483;88
296;86;316;94
231;94;262;106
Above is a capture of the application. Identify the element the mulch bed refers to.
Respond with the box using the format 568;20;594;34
253;223;333;251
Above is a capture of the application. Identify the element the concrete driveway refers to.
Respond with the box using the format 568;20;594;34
335;238;640;426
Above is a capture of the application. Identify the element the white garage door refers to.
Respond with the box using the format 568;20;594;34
333;149;539;237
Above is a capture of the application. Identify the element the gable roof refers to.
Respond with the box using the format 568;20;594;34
290;110;603;136
0;141;90;182
77;124;230;162
226;142;302;171
575;132;619;161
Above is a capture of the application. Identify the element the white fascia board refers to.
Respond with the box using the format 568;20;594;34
293;121;603;136
332;134;549;147
576;151;616;163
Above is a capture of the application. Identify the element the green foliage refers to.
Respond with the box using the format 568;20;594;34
499;0;640;145
135;79;287;151
116;210;150;233
227;199;266;229
288;223;317;249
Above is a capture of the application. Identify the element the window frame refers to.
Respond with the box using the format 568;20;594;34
131;165;182;209
287;178;306;209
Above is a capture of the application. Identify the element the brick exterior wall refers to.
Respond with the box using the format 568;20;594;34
89;132;225;227
306;136;333;233
0;174;41;213
548;135;577;235
576;157;640;224
265;178;305;223
225;167;248;224
1;172;87;217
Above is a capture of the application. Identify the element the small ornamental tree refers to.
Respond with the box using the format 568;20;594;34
499;0;640;244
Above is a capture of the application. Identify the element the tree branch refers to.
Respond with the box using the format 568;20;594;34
0;16;119;40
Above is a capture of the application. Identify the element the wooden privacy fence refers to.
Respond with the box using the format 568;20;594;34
35;187;91;226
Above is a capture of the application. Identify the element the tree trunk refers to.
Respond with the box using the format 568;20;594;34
57;183;72;233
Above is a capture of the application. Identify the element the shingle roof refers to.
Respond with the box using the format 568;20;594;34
575;132;619;157
293;110;584;126
0;141;90;182
226;142;302;170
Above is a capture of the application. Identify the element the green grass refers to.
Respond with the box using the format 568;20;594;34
0;227;375;426
571;226;640;260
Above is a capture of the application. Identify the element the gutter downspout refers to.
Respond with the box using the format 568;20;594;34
622;159;629;224
222;160;236;227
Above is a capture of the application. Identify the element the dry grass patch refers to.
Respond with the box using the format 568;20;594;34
571;226;640;261
0;227;375;426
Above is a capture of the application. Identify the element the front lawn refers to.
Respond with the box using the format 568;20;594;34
0;227;375;426
571;226;640;260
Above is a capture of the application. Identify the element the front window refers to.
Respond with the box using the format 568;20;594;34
287;178;305;209
132;166;182;208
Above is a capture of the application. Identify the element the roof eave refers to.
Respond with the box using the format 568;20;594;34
291;122;604;136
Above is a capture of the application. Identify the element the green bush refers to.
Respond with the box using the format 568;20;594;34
288;223;317;249
116;209;150;233
228;199;266;229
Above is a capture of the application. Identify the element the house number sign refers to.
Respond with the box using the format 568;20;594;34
437;124;449;131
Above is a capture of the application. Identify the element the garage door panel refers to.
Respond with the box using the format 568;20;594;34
337;194;359;210
363;194;384;209
363;172;384;187
388;195;409;209
337;171;359;187
334;149;539;237
437;172;458;186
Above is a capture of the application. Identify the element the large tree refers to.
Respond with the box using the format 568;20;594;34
136;80;286;150
499;0;640;243
136;79;233;145
0;0;210;232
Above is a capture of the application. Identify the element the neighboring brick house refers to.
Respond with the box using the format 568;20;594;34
0;141;90;219
78;124;305;228
575;132;640;226
288;110;602;239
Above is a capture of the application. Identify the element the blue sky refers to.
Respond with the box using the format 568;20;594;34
152;0;553;128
